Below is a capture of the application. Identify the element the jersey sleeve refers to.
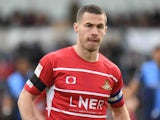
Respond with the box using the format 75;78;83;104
24;54;54;95
108;67;124;108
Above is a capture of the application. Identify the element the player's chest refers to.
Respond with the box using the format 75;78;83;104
52;67;115;96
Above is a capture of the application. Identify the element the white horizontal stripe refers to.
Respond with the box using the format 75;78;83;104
53;67;118;82
108;90;123;102
54;86;110;98
46;107;107;118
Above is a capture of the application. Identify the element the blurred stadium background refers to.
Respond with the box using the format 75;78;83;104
0;0;160;120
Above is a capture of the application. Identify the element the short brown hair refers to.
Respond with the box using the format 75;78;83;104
76;4;107;24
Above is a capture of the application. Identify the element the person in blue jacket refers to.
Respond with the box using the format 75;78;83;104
7;56;32;120
128;45;160;120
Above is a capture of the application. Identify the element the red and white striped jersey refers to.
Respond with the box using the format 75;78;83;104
25;46;124;120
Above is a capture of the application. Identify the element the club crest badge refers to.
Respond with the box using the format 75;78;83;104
102;80;112;91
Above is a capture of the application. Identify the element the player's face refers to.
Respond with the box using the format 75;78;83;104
74;12;107;52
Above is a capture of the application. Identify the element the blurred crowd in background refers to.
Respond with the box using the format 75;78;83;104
0;8;160;27
0;0;160;120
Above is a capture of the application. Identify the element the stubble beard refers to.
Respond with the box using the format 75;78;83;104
78;37;101;53
83;42;100;52
86;46;99;52
85;40;101;52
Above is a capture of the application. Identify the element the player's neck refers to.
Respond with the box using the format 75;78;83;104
73;45;99;62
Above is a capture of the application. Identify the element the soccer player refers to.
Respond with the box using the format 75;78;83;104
18;4;130;120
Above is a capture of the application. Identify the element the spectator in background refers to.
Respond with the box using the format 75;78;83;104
6;55;45;120
126;45;160;120
0;53;14;120
14;42;45;67
0;93;15;120
7;56;33;120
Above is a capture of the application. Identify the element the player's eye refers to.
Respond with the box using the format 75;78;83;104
97;24;104;29
85;23;93;28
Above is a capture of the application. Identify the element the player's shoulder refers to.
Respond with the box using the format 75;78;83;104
100;54;121;75
43;46;72;59
100;54;118;69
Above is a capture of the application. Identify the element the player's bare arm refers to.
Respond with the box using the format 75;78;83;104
112;104;130;120
18;88;37;120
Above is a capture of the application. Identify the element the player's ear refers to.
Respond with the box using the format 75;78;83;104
73;22;78;32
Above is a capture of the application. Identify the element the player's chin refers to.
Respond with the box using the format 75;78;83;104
86;46;99;52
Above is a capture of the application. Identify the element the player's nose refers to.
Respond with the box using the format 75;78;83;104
91;27;98;36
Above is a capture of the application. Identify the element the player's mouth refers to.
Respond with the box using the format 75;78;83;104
87;38;99;43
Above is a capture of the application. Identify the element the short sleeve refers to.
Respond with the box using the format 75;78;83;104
108;68;124;108
25;54;53;95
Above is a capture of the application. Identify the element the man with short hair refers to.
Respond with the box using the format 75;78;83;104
18;4;130;120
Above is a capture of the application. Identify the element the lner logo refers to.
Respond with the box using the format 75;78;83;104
69;95;104;111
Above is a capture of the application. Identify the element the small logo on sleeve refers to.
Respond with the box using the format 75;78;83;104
102;80;112;91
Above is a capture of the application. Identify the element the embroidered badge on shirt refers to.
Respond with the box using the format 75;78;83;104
102;80;112;91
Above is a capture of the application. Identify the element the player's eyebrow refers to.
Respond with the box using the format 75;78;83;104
97;23;105;28
85;23;93;25
85;22;104;26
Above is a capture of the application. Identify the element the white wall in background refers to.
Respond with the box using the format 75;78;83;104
126;28;160;54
